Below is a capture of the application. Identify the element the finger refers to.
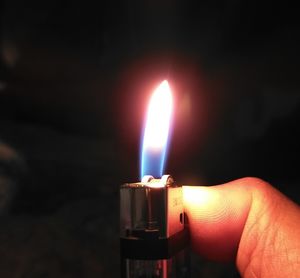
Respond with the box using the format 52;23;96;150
183;178;252;261
183;177;300;277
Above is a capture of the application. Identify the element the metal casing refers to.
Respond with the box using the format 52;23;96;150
120;182;183;239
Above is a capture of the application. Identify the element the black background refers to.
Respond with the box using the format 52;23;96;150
0;1;299;277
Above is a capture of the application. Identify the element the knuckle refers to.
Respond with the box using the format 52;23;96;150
239;177;273;195
240;177;269;187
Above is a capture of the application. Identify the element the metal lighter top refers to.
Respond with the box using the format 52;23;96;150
120;175;190;277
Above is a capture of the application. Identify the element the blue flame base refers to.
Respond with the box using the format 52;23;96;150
140;150;166;179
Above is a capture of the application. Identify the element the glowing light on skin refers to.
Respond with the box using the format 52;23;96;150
140;80;173;179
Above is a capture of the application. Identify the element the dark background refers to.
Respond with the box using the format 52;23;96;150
0;1;299;277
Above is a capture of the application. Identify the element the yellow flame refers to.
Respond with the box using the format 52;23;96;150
143;80;173;151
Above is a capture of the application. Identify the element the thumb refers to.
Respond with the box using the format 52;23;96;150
183;177;300;277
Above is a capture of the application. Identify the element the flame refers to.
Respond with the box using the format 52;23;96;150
140;80;173;179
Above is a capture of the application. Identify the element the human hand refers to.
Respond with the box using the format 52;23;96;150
183;178;300;277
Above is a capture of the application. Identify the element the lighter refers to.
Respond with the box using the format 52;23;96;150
120;175;190;278
120;80;189;277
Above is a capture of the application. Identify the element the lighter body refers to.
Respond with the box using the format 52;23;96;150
120;175;190;278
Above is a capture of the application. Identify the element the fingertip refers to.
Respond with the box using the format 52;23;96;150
183;182;252;261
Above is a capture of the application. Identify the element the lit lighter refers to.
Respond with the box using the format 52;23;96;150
120;80;189;277
120;175;190;278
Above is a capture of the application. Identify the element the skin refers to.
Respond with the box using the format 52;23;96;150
183;177;300;278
